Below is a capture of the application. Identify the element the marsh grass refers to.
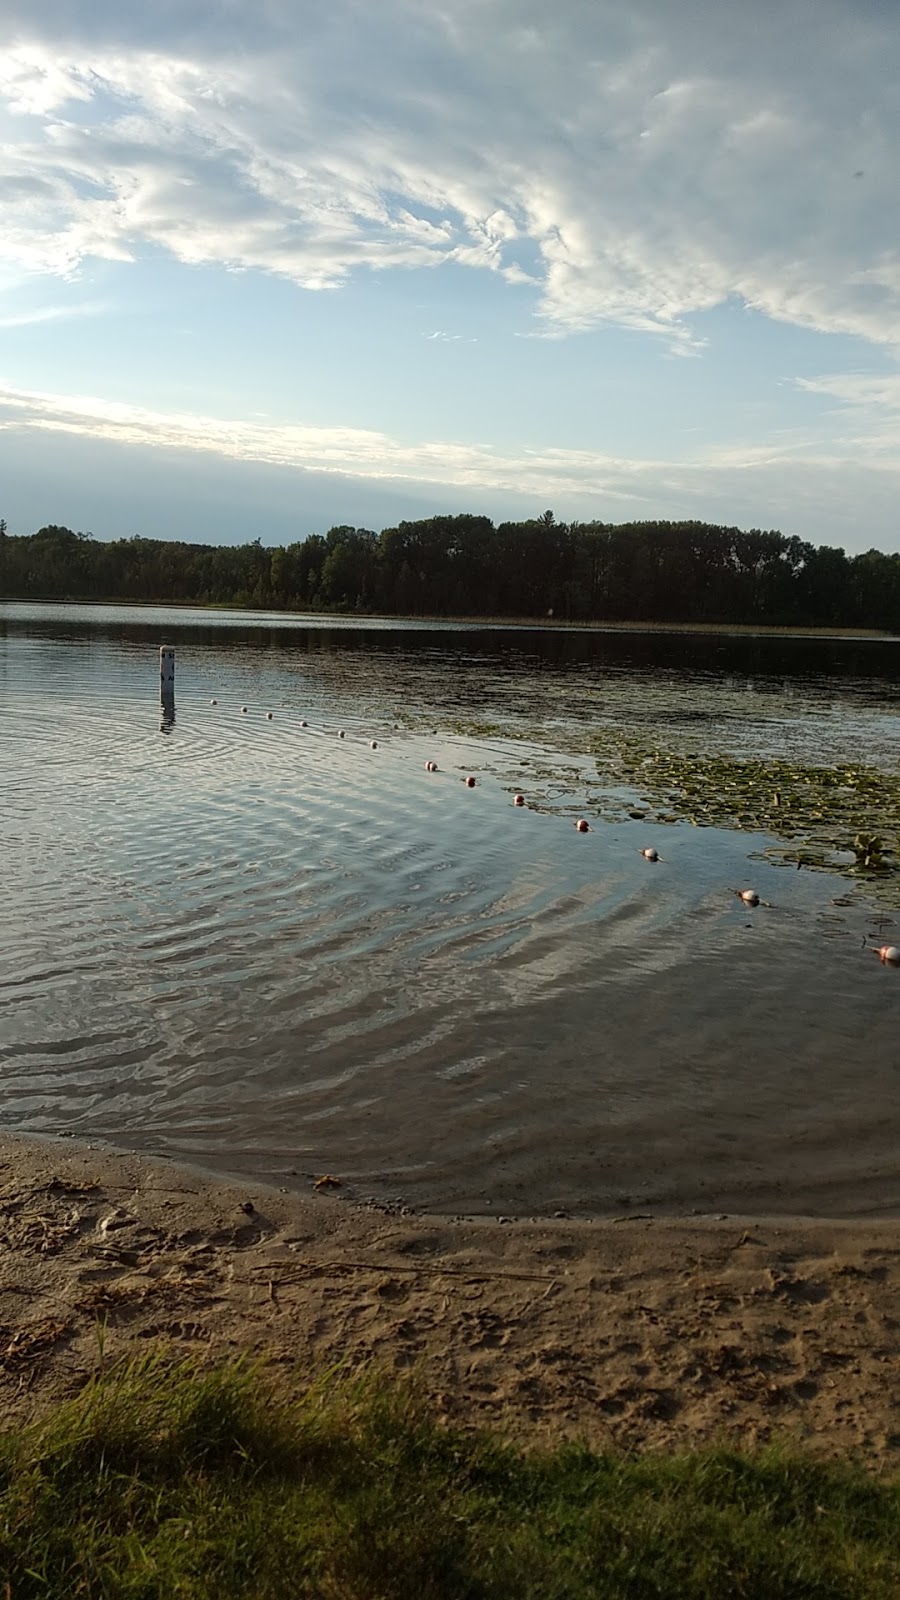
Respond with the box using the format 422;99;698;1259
1;1356;899;1598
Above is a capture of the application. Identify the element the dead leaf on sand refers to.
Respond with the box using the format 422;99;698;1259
0;1318;73;1373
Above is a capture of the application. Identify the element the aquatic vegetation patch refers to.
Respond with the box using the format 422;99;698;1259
394;707;900;885
591;737;900;880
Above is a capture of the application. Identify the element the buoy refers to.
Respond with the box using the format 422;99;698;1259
465;775;476;787
338;729;345;739
266;711;273;720
641;846;659;861
210;698;217;705
300;720;308;728
241;705;248;713
878;945;900;965
575;818;590;832
738;889;759;906
370;740;378;749
513;793;526;807
425;760;438;772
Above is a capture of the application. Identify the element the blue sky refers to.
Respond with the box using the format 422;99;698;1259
1;0;900;553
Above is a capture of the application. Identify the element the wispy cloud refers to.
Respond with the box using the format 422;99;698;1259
1;2;898;348
793;371;900;457
0;299;108;328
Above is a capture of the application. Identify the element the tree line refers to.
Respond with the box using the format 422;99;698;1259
1;513;899;630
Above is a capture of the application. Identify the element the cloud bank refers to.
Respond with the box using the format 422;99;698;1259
4;376;899;551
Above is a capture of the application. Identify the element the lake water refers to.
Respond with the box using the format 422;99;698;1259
2;602;899;1219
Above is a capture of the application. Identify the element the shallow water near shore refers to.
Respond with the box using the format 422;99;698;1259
2;601;899;1218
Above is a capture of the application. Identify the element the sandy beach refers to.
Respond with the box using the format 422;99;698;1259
1;1132;897;1469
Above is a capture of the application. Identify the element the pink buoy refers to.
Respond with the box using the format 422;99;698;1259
513;794;525;807
575;818;590;833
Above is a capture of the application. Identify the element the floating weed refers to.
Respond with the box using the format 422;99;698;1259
388;710;900;894
590;737;900;887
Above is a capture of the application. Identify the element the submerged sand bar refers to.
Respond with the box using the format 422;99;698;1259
0;1133;897;1470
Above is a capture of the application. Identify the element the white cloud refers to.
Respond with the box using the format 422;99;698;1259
0;377;652;496
0;1;898;348
796;372;900;415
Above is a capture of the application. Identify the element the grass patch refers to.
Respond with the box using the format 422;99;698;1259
1;1356;898;1597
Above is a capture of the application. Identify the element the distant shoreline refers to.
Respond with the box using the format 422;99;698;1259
2;595;897;643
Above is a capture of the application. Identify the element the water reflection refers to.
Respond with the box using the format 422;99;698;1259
1;601;899;1219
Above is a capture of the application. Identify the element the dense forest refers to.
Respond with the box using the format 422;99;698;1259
1;513;899;630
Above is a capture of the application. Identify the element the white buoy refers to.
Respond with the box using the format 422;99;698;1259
425;760;438;772
738;889;760;906
878;945;900;965
641;846;659;861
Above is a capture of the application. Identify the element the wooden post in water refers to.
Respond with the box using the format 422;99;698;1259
159;645;175;729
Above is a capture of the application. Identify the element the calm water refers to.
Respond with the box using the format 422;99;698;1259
2;602;899;1218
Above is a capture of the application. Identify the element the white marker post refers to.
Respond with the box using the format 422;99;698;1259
160;644;175;729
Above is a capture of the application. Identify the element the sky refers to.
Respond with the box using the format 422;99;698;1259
1;0;900;554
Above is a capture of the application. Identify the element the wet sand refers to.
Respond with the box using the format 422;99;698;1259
1;1133;898;1469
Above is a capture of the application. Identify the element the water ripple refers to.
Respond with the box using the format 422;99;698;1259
1;605;899;1217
